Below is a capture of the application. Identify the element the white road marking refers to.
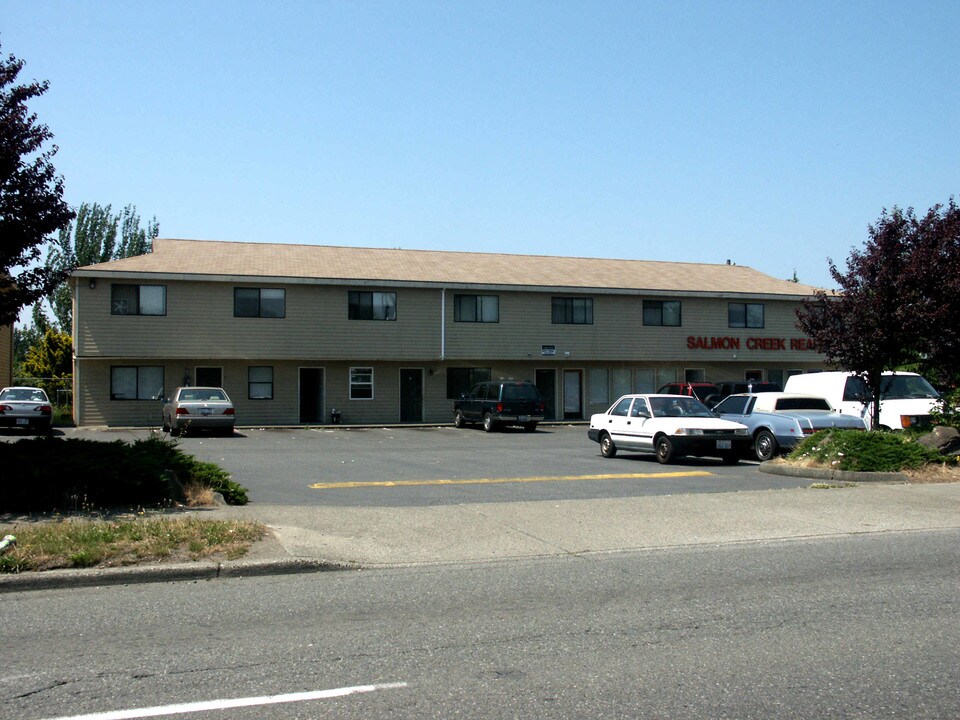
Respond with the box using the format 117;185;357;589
41;682;408;720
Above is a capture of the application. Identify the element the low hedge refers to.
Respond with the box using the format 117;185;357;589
0;435;248;512
788;429;948;473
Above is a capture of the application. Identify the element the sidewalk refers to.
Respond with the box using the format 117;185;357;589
4;480;959;592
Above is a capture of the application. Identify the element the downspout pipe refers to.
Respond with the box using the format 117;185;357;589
440;288;446;361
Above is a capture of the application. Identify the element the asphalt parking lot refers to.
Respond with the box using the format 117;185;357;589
23;423;812;507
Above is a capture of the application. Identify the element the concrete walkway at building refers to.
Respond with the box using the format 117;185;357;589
4;478;959;592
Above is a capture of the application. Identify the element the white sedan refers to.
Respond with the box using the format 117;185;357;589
588;394;750;464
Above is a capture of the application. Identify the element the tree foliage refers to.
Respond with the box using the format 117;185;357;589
0;44;75;326
44;201;159;331
797;200;960;428
21;326;72;379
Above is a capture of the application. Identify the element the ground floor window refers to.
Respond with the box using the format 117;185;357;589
446;367;491;399
350;367;374;399
589;368;609;404
634;368;656;393
248;366;274;399
110;366;164;400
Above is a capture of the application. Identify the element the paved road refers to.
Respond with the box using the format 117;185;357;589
58;424;810;506
3;530;957;719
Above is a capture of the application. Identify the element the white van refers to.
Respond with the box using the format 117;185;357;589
783;371;940;430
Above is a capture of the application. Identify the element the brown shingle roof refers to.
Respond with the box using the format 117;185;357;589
76;239;821;297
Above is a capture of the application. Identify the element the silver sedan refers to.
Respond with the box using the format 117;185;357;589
162;387;236;436
714;392;867;461
0;386;53;432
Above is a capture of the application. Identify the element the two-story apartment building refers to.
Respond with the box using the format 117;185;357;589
71;239;825;427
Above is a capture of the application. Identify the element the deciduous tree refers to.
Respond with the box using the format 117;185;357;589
0;44;75;326
797;201;960;428
44;202;159;331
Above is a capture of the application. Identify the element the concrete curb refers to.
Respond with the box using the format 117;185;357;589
759;461;909;483
0;558;356;594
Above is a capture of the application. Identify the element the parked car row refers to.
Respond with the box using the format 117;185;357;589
656;380;783;408
588;390;869;463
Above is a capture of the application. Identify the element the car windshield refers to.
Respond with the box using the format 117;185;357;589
649;396;713;418
715;396;750;414
845;375;940;400
880;375;940;400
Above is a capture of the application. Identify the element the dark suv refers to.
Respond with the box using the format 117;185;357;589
454;381;545;432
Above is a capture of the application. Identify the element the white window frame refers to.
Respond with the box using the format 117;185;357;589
350;366;374;400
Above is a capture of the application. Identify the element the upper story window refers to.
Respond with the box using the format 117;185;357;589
728;302;764;328
552;297;593;325
111;284;166;316
454;294;499;323
642;300;681;326
349;291;396;320
234;288;285;318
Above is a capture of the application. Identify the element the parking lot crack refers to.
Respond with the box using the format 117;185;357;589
454;504;586;558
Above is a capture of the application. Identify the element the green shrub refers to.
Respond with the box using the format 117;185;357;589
788;429;943;472
931;387;960;429
0;435;249;512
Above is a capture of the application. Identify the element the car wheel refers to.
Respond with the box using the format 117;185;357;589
483;413;496;432
655;436;674;464
754;429;779;462
721;452;740;465
162;415;170;433
523;422;538;432
454;410;466;428
600;433;617;458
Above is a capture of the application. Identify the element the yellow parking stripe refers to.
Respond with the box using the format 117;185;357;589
309;471;713;490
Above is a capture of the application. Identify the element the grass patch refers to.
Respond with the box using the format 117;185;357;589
788;429;949;472
0;517;267;573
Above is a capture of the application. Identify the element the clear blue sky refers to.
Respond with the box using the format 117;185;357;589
4;0;958;291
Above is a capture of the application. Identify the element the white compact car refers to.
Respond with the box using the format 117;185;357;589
588;394;750;464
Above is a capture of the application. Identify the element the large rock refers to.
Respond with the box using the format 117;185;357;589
917;426;960;455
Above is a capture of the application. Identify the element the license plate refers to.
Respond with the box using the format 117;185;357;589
199;408;212;415
16;418;28;426
518;415;529;422
716;440;732;449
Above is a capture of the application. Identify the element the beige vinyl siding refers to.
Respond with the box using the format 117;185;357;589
76;282;442;361
446;294;817;363
0;324;12;387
